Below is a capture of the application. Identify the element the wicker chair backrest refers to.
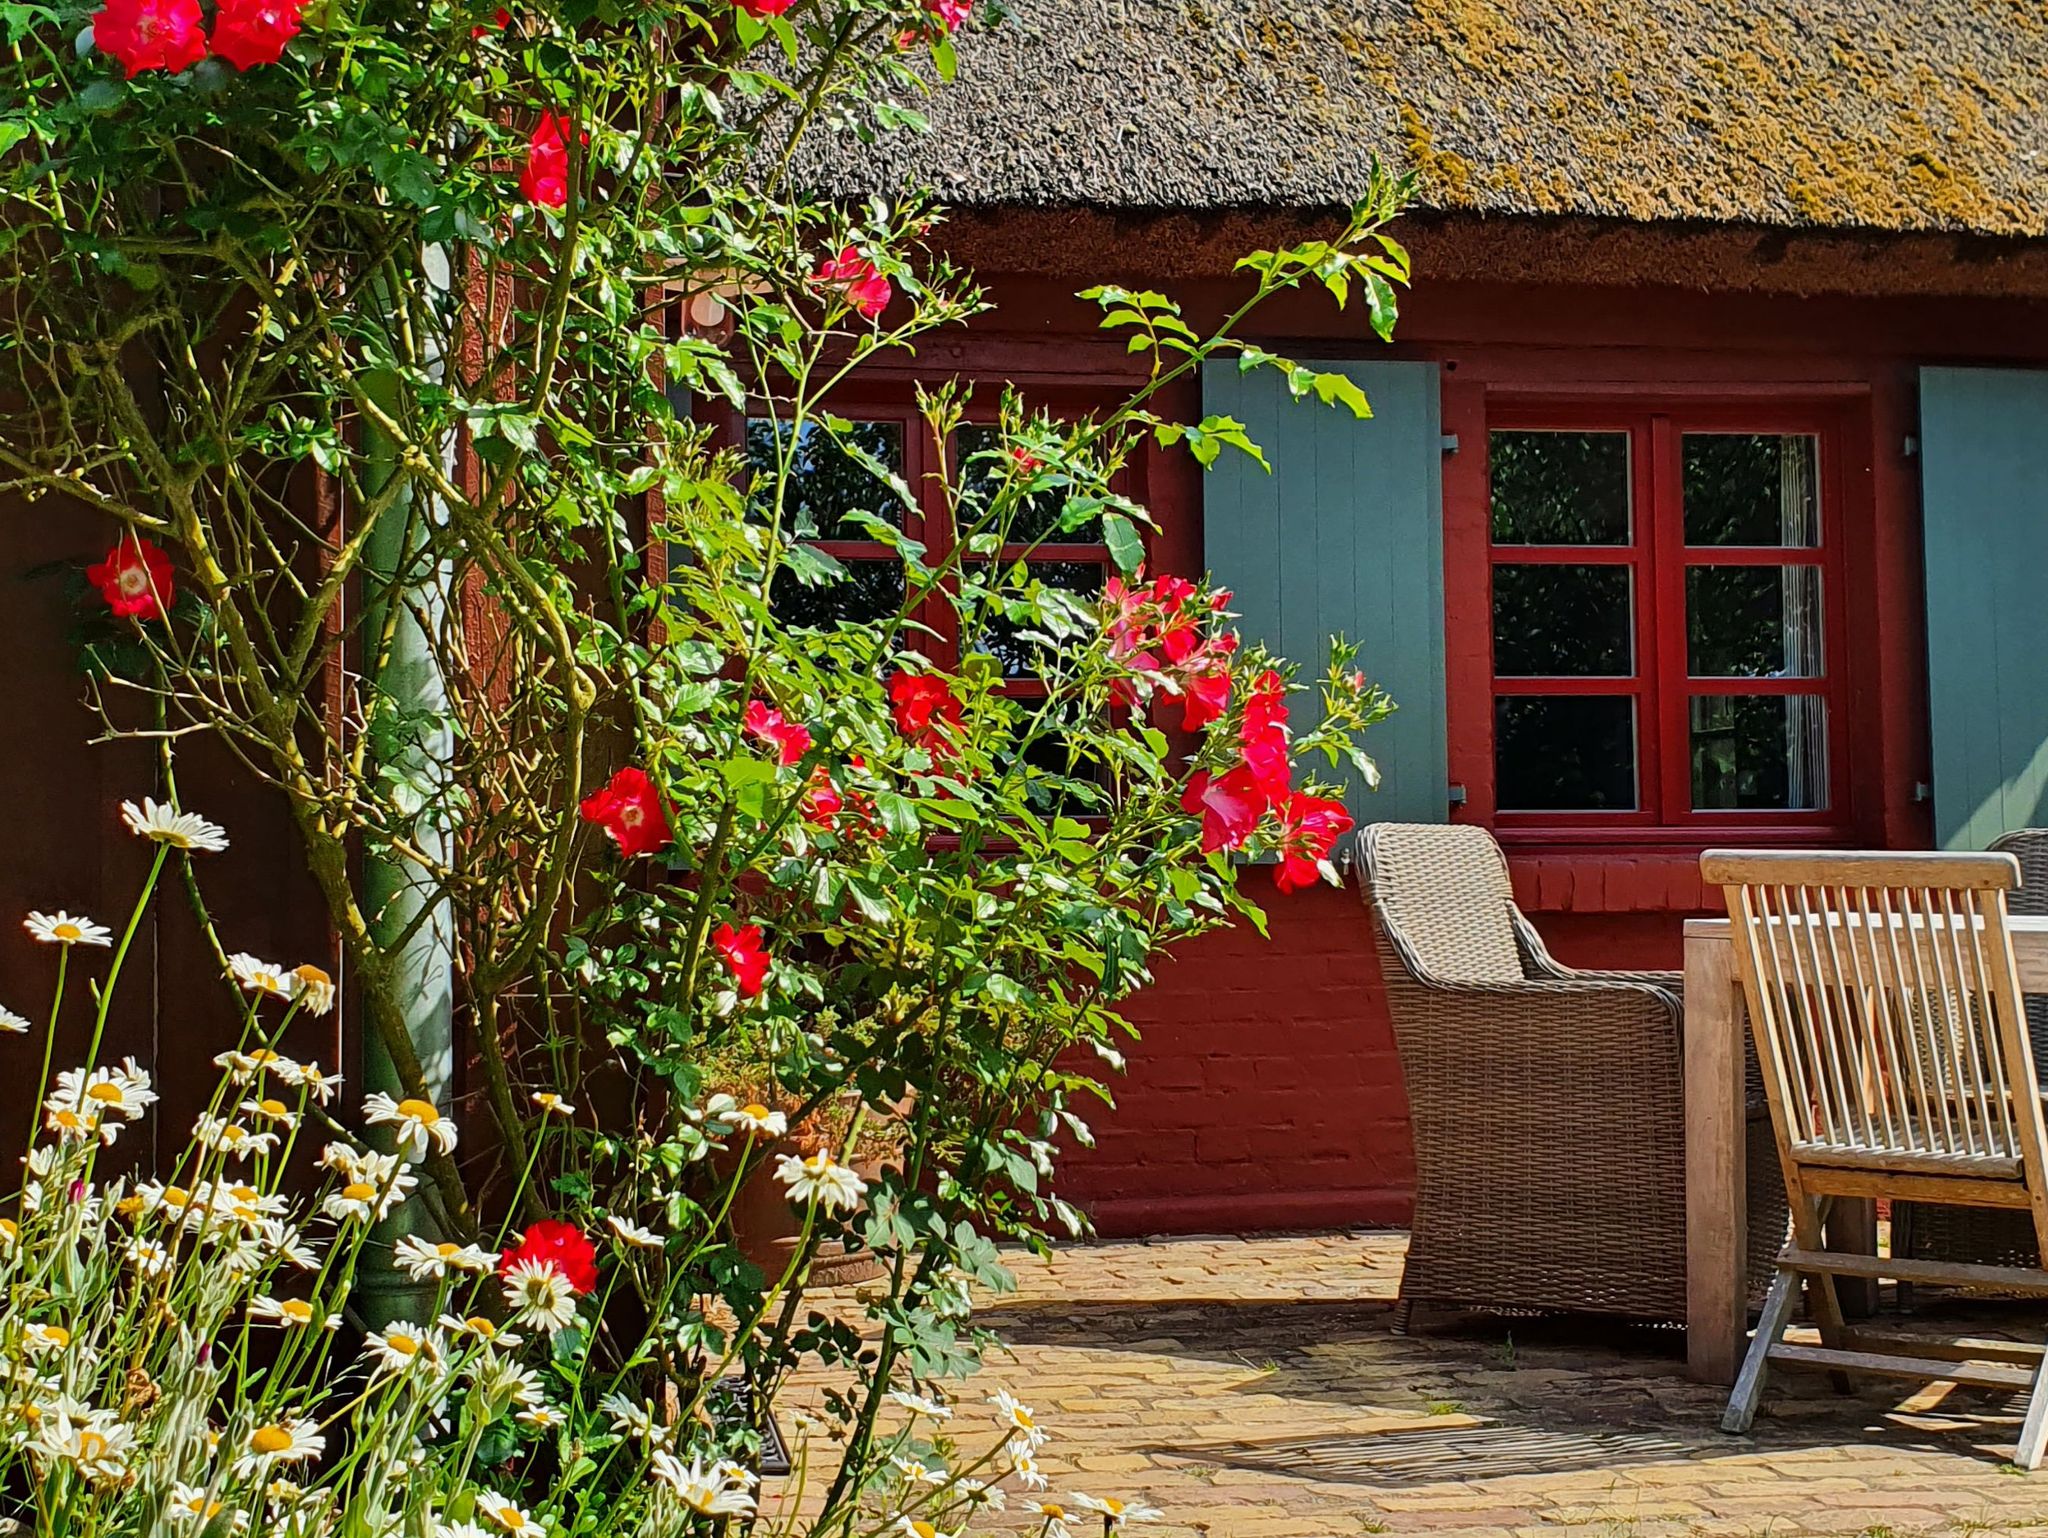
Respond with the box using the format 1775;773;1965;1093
1991;829;2048;918
1359;823;1525;984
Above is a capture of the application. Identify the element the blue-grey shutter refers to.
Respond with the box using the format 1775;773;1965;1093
1920;366;2048;848
1200;358;1447;824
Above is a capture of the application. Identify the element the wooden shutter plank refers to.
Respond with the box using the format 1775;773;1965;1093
1200;359;1447;824
1921;367;2048;848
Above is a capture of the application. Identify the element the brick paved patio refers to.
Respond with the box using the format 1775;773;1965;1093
777;1230;2048;1538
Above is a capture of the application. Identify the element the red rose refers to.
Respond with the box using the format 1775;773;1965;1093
92;0;204;75
1178;662;1232;732
712;921;770;998
471;5;509;33
887;671;962;756
1009;446;1043;475
1272;792;1354;894
924;0;970;28
1239;669;1291;799
743;700;812;768
1180;766;1266;853
501;1219;598;1294
578;766;672;858
520;113;584;210
812;246;892;320
802;766;844;823
209;0;305;69
86;535;176;620
733;0;795;11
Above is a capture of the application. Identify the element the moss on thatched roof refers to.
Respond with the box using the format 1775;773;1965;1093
796;0;2048;237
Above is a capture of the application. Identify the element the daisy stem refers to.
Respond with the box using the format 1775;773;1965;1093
82;842;169;1077
28;946;68;1151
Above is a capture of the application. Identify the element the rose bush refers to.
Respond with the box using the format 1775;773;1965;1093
0;0;1413;1531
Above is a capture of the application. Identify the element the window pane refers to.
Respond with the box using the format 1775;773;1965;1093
1494;696;1637;811
770;559;905;629
954;423;1097;544
1492;565;1633;677
1683;434;1819;547
1490;431;1631;545
972;561;1106;678
1686;565;1822;678
1690;695;1829;811
747;417;905;540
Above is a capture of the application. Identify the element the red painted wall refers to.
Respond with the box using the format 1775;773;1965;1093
952;238;2048;1237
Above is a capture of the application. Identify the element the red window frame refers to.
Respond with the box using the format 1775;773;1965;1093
1486;400;1852;836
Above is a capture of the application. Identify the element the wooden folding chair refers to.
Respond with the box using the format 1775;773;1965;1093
1704;849;2048;1467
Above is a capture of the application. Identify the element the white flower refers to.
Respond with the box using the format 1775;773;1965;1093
961;1479;1005;1511
473;1491;548;1535
773;1147;867;1212
605;1214;663;1250
257;1218;321;1269
722;1100;788;1138
167;1483;247;1530
436;1523;492;1538
500;1260;576;1335
440;1312;522;1349
1072;1495;1163;1529
1009;1445;1049;1489
362;1092;458;1158
465;1356;543;1411
321;1170;414;1223
362;1322;443;1375
515;1404;563;1431
1024;1501;1073;1538
193;1115;279;1162
530;1091;574;1117
282;1059;341;1100
49;1060;157;1125
288;965;335;1016
318;1142;399;1183
228;953;298;999
19;1323;73;1356
891;1520;958;1538
232;1418;324;1479
713;1460;758;1490
24;911;112;947
121;797;229;852
0;1007;29;1035
650;1452;757;1518
890;1455;946;1487
992;1390;1048;1447
395;1233;494;1280
240;1095;300;1129
37;1402;131;1482
598;1393;673;1448
249;1296;334;1331
214;1046;302;1083
125;1239;172;1278
889;1388;951;1419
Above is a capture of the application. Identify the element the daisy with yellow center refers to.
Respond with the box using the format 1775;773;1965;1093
474;1490;548;1534
892;1520;956;1538
530;1091;575;1117
439;1313;521;1348
1025;1501;1073;1538
232;1418;324;1479
120;797;230;853
240;1096;300;1129
500;1260;577;1335
650;1452;757;1518
362;1092;459;1158
1072;1494;1163;1529
772;1146;867;1212
363;1323;443;1374
20;1323;70;1355
605;1214;663;1250
167;1483;245;1530
24;911;113;948
394;1232;494;1280
321;1173;413;1223
992;1389;1047;1447
39;1404;131;1482
727;1102;789;1137
0;1007;28;1035
516;1403;563;1431
125;1238;171;1277
0;1219;18;1252
194;1115;279;1162
249;1296;333;1331
290;964;335;1016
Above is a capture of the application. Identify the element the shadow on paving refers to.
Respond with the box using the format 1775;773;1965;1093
985;1294;2033;1480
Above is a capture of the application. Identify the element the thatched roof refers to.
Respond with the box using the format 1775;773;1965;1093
797;0;2048;238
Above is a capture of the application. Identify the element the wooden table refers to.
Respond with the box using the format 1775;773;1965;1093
1683;910;2048;1383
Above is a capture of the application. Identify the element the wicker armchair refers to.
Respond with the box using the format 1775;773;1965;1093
1894;827;2048;1273
1357;822;1786;1327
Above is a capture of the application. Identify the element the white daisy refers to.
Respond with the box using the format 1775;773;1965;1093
961;1479;1006;1511
465;1356;543;1411
435;1523;492;1538
723;1101;788;1138
228;953;297;1000
231;1418;324;1479
530;1091;574;1117
0;1007;30;1035
1009;1445;1049;1489
891;1519;958;1538
1024;1500;1073;1538
713;1460;758;1490
362;1322;443;1375
395;1233;494;1280
24;911;112;948
604;1214;663;1250
20;1322;73;1356
257;1218;321;1269
1072;1494;1163;1528
249;1296;334;1331
361;1092;458;1158
889;1388;951;1419
320;1172;414;1223
120;797;229;853
473;1491;548;1535
500;1259;576;1335
125;1238;172;1277
49;1060;157;1125
992;1390;1048;1447
213;1047;302;1083
515;1403;563;1431
37;1402;131;1482
281;1059;340;1101
650;1452;757;1518
441;1312;522;1350
598;1392;672;1448
317;1142;398;1184
193;1115;279;1162
288;965;335;1016
773;1147;867;1212
890;1455;946;1487
240;1096;300;1130
167;1482;247;1530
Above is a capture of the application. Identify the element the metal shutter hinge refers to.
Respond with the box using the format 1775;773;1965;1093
1441;433;1460;455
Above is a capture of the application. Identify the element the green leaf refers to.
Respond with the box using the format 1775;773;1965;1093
1100;512;1144;575
1310;370;1373;419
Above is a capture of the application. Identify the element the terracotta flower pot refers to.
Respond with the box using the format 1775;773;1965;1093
723;1136;887;1287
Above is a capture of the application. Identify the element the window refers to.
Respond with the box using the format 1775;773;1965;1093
1487;409;1843;829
